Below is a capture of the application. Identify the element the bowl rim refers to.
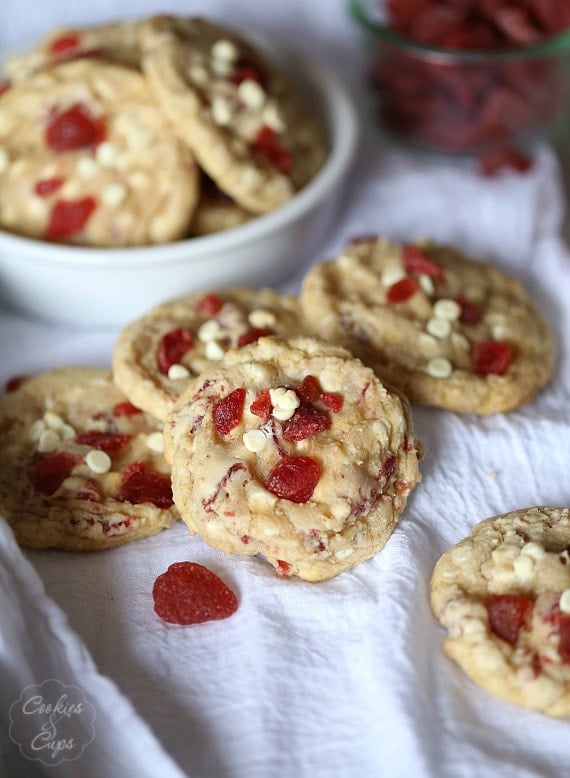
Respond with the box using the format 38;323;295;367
349;0;570;62
0;43;359;269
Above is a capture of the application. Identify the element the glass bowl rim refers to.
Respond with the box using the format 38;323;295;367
349;0;570;62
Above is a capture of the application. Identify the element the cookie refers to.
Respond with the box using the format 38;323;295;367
430;507;570;716
300;237;555;414
112;287;306;422
0;58;199;246
139;15;327;214
190;173;253;237
163;336;423;582
0;367;178;551
3;19;142;84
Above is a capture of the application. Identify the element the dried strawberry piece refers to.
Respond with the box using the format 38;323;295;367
478;148;533;177
45;197;97;241
402;244;444;277
31;451;77;496
386;276;419;304
320;392;343;412
473;340;513;376
45;103;106;152
252;126;292;174
456;293;482;326
49;33;81;56
250;389;272;419
157;327;193;375
230;57;266;88
282;403;331;441
117;462;173;508
152;561;238;625
297;375;321;403
276;560;293;576
558;614;570;664
5;374;28;392
113;401;142;417
34;177;64;197
237;327;272;347
213;388;246;436
75;430;131;453
486;594;533;645
195;293;224;316
264;455;321;503
0;79;11;96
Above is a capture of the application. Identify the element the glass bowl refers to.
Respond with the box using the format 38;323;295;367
349;0;570;156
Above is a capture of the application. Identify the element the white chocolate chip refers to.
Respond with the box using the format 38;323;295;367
513;554;534;579
96;141;119;167
59;423;76;440
269;387;300;411
521;541;546;560
248;308;276;328
238;79;265;109
146;431;164;454
334;548;355;561
188;64;208;85
451;332;470;351
167;363;191;381
425;357;453;378
85;449;111;474
211;38;239;63
560;589;570;614
37;429;60;453
242;429;267;452
205;340;225;361
44;411;65;430
433;298;461;321
418;273;435;295
102;182;127;207
262;102;286;133
426;317;451;339
198;319;222;342
380;267;407;288
211;96;232;126
211;58;232;77
29;419;47;441
76;156;99;178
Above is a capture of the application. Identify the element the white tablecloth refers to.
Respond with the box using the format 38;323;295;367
1;2;570;777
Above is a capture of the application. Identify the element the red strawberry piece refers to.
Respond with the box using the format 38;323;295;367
486;593;533;645
195;293;224;316
456;293;482;326
478;148;533;177
49;33;81;56
297;375;321;403
5;374;28;392
45;197;97;241
402;244;444;277
252;125;292;174
75;430;131;453
113;401;143;417
213;388;246;435
230;57;266;88
237;327;272;347
473;340;513;376
282;403;331;441
558;614;570;664
31;451;77;496
250;389;272;419
320;392;343;412
386;276;419;304
157;327;193;375
45;103;106;152
264;455;321;503
276;560;293;576
0;79;11;96
117;461;173;508
34;177;65;197
152;561;238;625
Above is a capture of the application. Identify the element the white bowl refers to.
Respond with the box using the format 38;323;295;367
0;40;358;328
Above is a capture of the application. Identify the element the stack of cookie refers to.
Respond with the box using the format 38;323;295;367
0;15;327;246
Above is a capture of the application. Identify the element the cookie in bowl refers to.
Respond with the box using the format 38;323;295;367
163;336;423;582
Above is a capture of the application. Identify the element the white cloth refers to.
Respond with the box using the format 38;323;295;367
1;2;570;777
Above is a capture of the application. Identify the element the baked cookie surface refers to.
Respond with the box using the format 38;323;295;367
3;19;143;83
163;336;423;582
139;15;327;214
0;58;198;246
431;507;570;716
0;367;178;550
112;287;306;422
300;237;555;414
